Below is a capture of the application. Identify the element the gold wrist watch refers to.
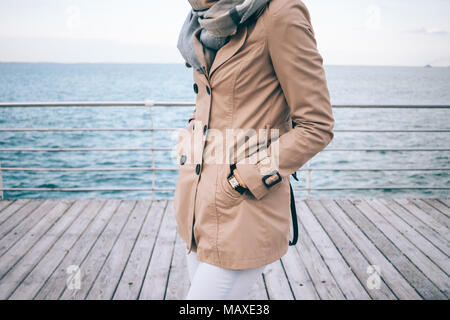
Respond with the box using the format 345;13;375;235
227;164;247;194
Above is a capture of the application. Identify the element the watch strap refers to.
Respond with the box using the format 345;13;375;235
228;163;247;194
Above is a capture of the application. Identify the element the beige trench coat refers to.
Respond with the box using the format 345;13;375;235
174;0;335;270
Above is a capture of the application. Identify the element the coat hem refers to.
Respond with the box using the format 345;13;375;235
195;243;289;270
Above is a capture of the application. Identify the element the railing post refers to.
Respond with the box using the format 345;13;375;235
146;101;155;200
0;161;3;200
306;160;312;200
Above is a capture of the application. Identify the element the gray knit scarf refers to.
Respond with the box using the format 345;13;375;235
178;0;269;73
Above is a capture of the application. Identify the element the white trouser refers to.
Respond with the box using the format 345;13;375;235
185;250;266;300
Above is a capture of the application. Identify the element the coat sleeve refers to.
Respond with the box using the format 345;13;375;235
235;0;335;200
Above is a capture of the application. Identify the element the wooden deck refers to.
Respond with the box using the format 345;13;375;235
0;198;448;300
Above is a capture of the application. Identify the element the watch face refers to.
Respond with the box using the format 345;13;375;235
228;176;239;189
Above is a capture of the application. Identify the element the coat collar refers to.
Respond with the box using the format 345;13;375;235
193;25;248;80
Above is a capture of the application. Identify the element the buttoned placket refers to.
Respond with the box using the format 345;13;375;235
187;66;213;254
185;25;247;254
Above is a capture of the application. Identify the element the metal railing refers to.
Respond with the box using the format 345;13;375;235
0;101;449;199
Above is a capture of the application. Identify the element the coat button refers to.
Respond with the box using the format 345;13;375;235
203;125;207;135
206;86;211;95
180;155;186;165
195;164;201;175
193;83;198;94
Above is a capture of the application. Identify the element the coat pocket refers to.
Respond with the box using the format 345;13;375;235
216;164;244;209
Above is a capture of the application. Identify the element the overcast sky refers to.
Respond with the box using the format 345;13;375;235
0;0;449;66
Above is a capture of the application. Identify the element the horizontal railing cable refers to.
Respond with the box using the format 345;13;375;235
1;186;448;192
1;102;449;108
0;167;449;172
0;128;449;133
0;101;194;107
0;147;449;152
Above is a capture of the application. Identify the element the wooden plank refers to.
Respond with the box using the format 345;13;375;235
396;199;450;230
0;199;40;235
297;200;370;300
86;200;152;300
392;199;450;242
139;201;177;300
60;200;136;300
438;198;450;208
0;200;30;222
355;200;449;296
263;260;294;300
293;201;345;300
322;200;420;300
280;246;319;300
8;200;105;300
413;199;450;227
0;200;15;214
307;200;396;300
165;234;191;300
336;200;445;299
349;200;449;298
423;199;450;219
2;200;89;299
368;199;450;275
379;199;450;256
112;200;166;300
0;199;73;280
34;199;121;300
247;275;268;300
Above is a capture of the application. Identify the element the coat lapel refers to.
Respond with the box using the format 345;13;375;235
209;25;248;78
193;29;209;73
192;25;248;79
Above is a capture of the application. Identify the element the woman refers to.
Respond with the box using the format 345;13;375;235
175;0;334;299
